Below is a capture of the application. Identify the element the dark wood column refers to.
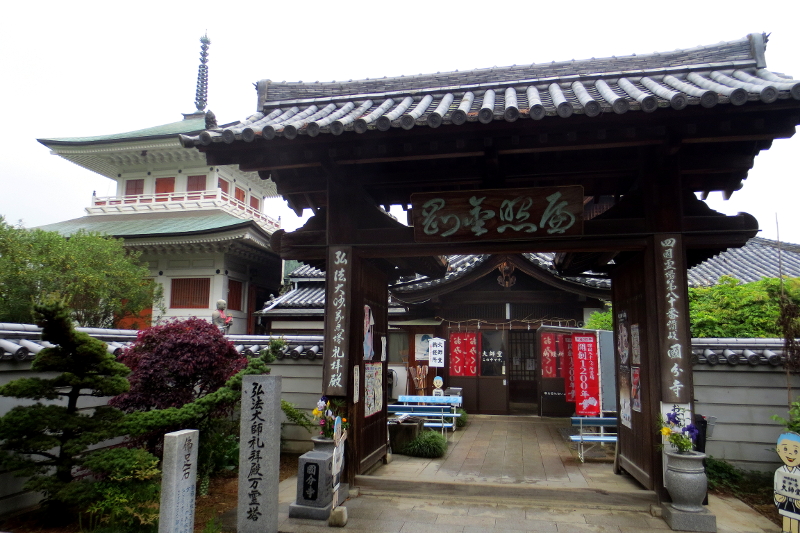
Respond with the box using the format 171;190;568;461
322;168;390;482
612;146;695;499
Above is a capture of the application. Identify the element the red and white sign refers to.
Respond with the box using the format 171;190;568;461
555;333;568;378
563;335;576;403
572;334;600;416
449;332;479;377
540;332;557;378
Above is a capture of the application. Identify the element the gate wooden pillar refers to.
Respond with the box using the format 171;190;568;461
611;147;694;499
321;170;389;484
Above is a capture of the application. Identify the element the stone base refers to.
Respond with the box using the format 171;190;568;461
288;484;349;521
661;504;716;532
328;506;348;527
289;501;333;520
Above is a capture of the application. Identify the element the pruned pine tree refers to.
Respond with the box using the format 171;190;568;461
0;301;130;512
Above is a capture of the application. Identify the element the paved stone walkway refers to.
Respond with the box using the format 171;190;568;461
231;415;779;532
372;416;634;491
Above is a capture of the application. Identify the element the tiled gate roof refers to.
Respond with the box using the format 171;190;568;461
180;34;800;148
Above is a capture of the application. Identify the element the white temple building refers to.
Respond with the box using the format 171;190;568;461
36;36;283;333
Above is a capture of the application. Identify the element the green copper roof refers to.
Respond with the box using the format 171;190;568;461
38;116;207;145
36;210;253;238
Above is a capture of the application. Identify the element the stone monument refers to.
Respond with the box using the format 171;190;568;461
237;375;281;533
159;429;199;533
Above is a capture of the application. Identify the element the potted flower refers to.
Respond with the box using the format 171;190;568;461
311;396;349;450
658;405;707;512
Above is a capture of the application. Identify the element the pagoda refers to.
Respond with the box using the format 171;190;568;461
36;35;282;333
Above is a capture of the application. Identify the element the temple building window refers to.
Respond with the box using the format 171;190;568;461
187;175;207;191
227;279;244;311
170;278;210;309
125;179;144;196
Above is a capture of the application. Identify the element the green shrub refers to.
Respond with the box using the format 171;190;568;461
72;447;161;533
402;430;447;458
456;408;468;428
202;516;223;533
705;456;772;500
705;456;742;493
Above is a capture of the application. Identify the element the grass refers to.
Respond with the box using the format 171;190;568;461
402;429;448;458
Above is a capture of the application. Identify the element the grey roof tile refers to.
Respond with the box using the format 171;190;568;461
179;34;800;148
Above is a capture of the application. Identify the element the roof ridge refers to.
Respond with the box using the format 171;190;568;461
258;35;757;102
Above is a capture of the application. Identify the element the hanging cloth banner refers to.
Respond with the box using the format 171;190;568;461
573;334;601;416
449;332;479;376
563;335;576;403
540;332;557;378
555;333;568;378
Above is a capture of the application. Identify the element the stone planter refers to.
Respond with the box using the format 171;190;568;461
311;436;335;453
665;450;707;512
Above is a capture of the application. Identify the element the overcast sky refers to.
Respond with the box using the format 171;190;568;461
2;1;799;242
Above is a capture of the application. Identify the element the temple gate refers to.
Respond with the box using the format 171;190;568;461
182;33;800;496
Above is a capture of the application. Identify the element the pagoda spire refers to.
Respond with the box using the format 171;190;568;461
194;33;211;112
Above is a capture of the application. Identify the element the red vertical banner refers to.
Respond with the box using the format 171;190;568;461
563;335;576;403
540;332;556;378
555;334;567;378
449;332;479;377
573;334;600;416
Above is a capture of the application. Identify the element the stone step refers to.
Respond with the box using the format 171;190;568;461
353;475;658;512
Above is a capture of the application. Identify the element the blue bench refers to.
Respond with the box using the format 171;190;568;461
389;395;463;435
569;416;618;463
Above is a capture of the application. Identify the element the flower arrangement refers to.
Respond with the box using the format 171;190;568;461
311;396;349;439
658;405;699;453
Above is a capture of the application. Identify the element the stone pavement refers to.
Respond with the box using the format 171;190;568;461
226;415;780;532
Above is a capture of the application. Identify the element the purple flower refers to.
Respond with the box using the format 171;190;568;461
666;411;680;425
683;424;699;441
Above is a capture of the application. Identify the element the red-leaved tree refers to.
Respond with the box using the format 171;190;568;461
111;318;246;411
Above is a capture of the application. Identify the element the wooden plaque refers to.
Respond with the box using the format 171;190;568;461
411;186;583;242
323;246;352;396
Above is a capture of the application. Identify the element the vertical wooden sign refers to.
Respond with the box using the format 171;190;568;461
324;246;352;396
654;235;691;404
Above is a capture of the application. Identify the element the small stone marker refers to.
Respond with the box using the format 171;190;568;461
238;375;281;533
289;421;349;521
159;429;199;533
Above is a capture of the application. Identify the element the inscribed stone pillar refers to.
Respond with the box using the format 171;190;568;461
159;429;199;533
237;375;281;533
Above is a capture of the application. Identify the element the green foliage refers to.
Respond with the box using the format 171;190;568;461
281;400;314;433
0;301;130;510
704;456;772;501
584;277;800;338
584;309;613;331
456;408;468;428
705;456;743;493
260;337;286;363
196;417;240;487
202;516;223;533
772;397;800;433
0;217;163;327
402;430;448;458
689;276;800;338
73;448;161;533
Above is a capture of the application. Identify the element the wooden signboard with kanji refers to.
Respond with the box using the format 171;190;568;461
411;186;584;242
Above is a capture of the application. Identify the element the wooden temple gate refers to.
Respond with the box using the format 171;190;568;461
183;33;800;497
